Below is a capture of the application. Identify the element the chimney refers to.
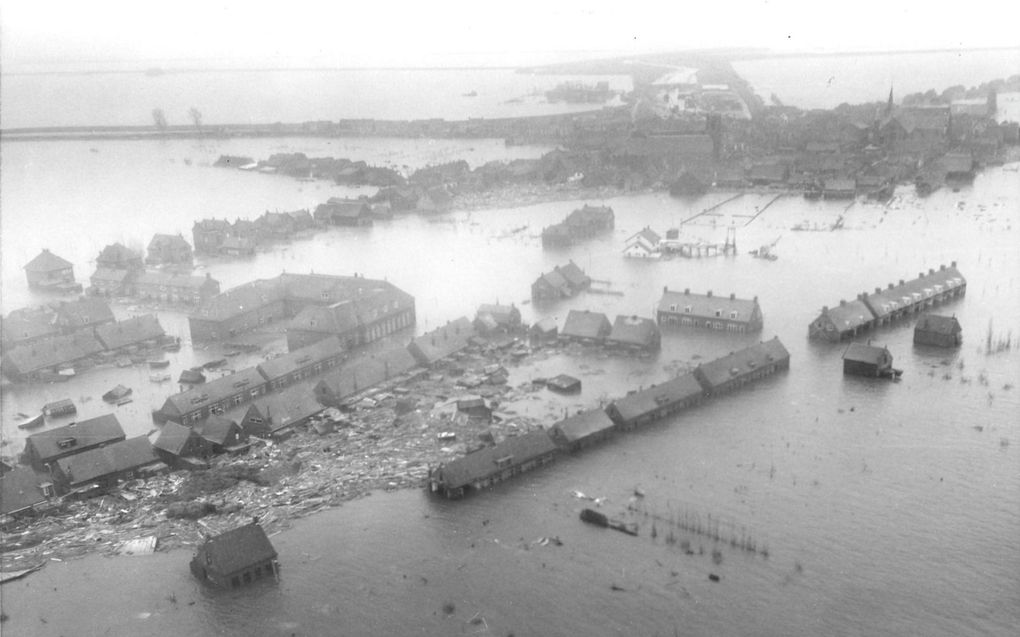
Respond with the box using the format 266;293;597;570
940;264;946;271
951;260;957;268
729;293;735;300
928;268;935;275
888;283;894;290
876;287;882;294
899;279;905;286
918;272;924;279
663;285;668;294
684;288;690;295
840;299;846;306
707;290;713;298
822;305;829;313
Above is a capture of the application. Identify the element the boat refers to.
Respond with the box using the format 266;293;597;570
178;369;206;384
43;399;77;417
148;359;170;369
149;372;171;383
202;358;227;370
116;397;134;406
102;385;133;403
546;374;582;394
162;341;182;352
579;508;639;536
17;413;45;430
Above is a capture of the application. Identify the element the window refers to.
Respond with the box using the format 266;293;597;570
669;304;677;312
730;311;739;319
234;395;243;405
250;388;259;398
684;306;692;314
714;309;721;317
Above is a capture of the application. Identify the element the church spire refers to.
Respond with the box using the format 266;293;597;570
885;86;894;116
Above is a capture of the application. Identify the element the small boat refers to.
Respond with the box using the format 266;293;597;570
162;342;182;352
202;358;227;370
116;397;133;406
102;384;133;403
580;508;608;527
18;413;45;430
148;359;170;369
149;372;171;383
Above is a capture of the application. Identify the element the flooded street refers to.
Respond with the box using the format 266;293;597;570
1;133;1018;635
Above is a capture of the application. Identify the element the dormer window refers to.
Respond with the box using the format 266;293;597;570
729;311;738;319
714;309;722;318
684;306;692;314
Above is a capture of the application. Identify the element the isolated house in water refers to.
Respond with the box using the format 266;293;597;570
146;234;194;266
190;521;279;588
842;343;894;377
606;315;661;352
24;249;76;290
559;310;612;345
913;314;962;348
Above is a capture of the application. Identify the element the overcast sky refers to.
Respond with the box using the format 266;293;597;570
2;0;1017;70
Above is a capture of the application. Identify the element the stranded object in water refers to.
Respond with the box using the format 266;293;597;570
579;508;638;536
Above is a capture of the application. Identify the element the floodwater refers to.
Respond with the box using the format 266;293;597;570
2;51;1019;636
1;134;1018;636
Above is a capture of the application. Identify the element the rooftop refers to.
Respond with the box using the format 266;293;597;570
695;337;790;389
161;367;268;418
658;288;759;322
610;373;705;422
26;414;126;462
437;429;558;489
198;523;277;574
24;248;73;272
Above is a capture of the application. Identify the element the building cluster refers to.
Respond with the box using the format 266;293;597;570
88;241;220;302
428;337;790;498
193;210;317;257
1;298;168;382
187;272;416;348
540;204;615;248
809;263;966;341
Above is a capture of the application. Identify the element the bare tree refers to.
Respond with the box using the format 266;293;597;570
152;108;168;132
188;107;203;130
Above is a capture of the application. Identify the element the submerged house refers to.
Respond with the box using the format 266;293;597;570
657;288;763;333
239;387;326;439
693;337;790;395
531;262;591;302
190;521;279;588
549;409;615;451
52;436;164;496
913;314;962;348
605;373;706;430
606;315;661;352
473;304;522;334
0;467;55;522
427;429;559;498
146;234;194;266
94;314;165;351
406;318;475;367
809;297;876;341
842;342;895;377
152;421;213;468
157;367;269;426
313;346;418;407
197;415;249;454
559;310;612;345
23;414;127;471
24;249;77;291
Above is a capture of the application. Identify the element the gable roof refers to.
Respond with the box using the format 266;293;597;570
153;421;202;456
91;268;131;284
475;304;518;325
26;414;126;462
609;373;705;422
915;314;961;335
25;249;72;272
627;227;662;245
318;346;418;398
96;243;141;266
54;297;115;326
843;342;890;364
551;409;615;444
607;315;659;346
436;429;559;489
695;338;790;389
561;310;611;340
197;415;243;446
862;264;965;318
95;315;165;350
407;317;475;366
241;387;325;433
819;299;875;332
54;436;158;486
1;467;51;515
160;367;268;418
2;308;60;344
3;331;106;375
658;289;759;322
199;523;277;574
535;269;571;295
257;336;343;382
556;262;590;288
